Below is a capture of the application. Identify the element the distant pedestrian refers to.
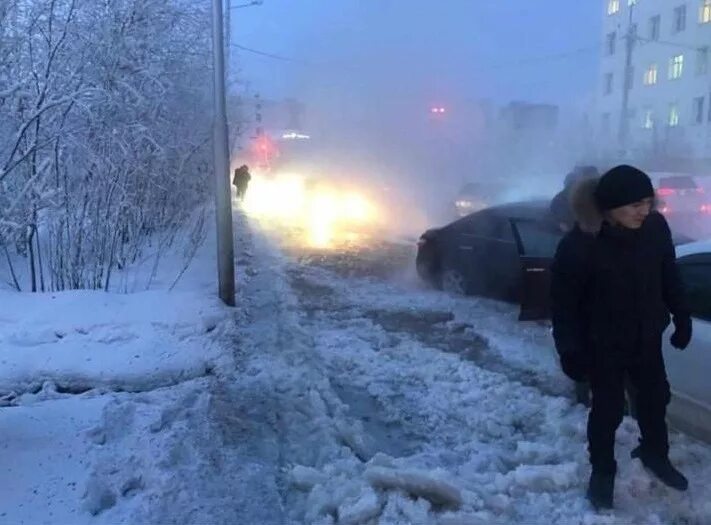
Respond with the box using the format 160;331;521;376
550;165;692;510
232;165;251;200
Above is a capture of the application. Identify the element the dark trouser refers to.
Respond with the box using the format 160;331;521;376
587;340;671;474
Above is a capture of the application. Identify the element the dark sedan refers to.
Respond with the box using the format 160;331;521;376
416;200;560;318
416;201;694;321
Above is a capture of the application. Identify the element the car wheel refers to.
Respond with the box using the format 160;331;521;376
441;268;468;295
416;259;436;283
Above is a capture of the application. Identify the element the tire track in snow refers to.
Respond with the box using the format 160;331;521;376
288;265;567;400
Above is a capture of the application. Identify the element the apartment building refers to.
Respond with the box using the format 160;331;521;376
598;0;711;162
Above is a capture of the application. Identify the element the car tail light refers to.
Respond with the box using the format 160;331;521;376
701;204;711;214
660;205;671;214
657;188;676;197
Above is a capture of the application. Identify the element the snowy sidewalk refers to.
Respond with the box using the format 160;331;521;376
0;210;238;524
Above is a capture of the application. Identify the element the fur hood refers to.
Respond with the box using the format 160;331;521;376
569;177;603;234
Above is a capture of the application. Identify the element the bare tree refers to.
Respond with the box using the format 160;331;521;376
0;0;218;292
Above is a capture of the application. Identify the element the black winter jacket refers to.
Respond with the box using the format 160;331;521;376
549;187;574;230
551;211;688;368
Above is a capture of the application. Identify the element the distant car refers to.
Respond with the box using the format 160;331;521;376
650;174;711;240
452;182;502;217
654;175;708;216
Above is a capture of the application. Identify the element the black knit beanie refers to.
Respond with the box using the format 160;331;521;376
594;165;654;211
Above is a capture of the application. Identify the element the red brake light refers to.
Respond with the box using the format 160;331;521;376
657;188;676;197
660;205;671;214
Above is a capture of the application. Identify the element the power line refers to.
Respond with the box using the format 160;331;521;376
231;43;306;63
232;40;603;71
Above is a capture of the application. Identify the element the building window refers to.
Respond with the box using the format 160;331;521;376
606;32;617;55
669;54;684;79
669;104;680;127
701;0;711;23
698;47;709;75
649;15;661;40
604;73;614;95
674;5;687;33
643;109;655;129
608;0;620;15
693;97;705;124
644;64;659;85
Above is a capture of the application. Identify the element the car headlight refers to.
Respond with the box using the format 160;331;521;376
456;200;474;208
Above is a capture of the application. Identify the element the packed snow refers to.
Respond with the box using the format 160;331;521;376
2;206;711;524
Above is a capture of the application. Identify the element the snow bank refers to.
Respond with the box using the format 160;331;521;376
0;288;228;397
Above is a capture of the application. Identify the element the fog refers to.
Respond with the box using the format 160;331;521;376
233;0;602;232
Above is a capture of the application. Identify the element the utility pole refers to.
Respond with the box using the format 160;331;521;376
211;0;236;306
618;3;636;155
225;0;231;80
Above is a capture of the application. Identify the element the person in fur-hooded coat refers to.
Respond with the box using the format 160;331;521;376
550;165;692;510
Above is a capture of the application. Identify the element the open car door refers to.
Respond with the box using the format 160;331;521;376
509;218;562;322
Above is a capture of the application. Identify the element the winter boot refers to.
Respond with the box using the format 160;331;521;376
631;446;688;491
587;471;615;510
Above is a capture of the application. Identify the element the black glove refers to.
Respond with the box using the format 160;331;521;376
560;352;589;382
670;315;692;350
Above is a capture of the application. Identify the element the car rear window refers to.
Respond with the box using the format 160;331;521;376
658;176;697;190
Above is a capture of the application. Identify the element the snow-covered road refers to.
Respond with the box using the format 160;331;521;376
247;222;711;524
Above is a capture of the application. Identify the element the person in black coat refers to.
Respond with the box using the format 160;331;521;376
549;166;600;232
232;165;251;200
550;165;692;510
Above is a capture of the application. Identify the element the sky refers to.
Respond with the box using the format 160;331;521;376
229;0;605;201
232;0;603;109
